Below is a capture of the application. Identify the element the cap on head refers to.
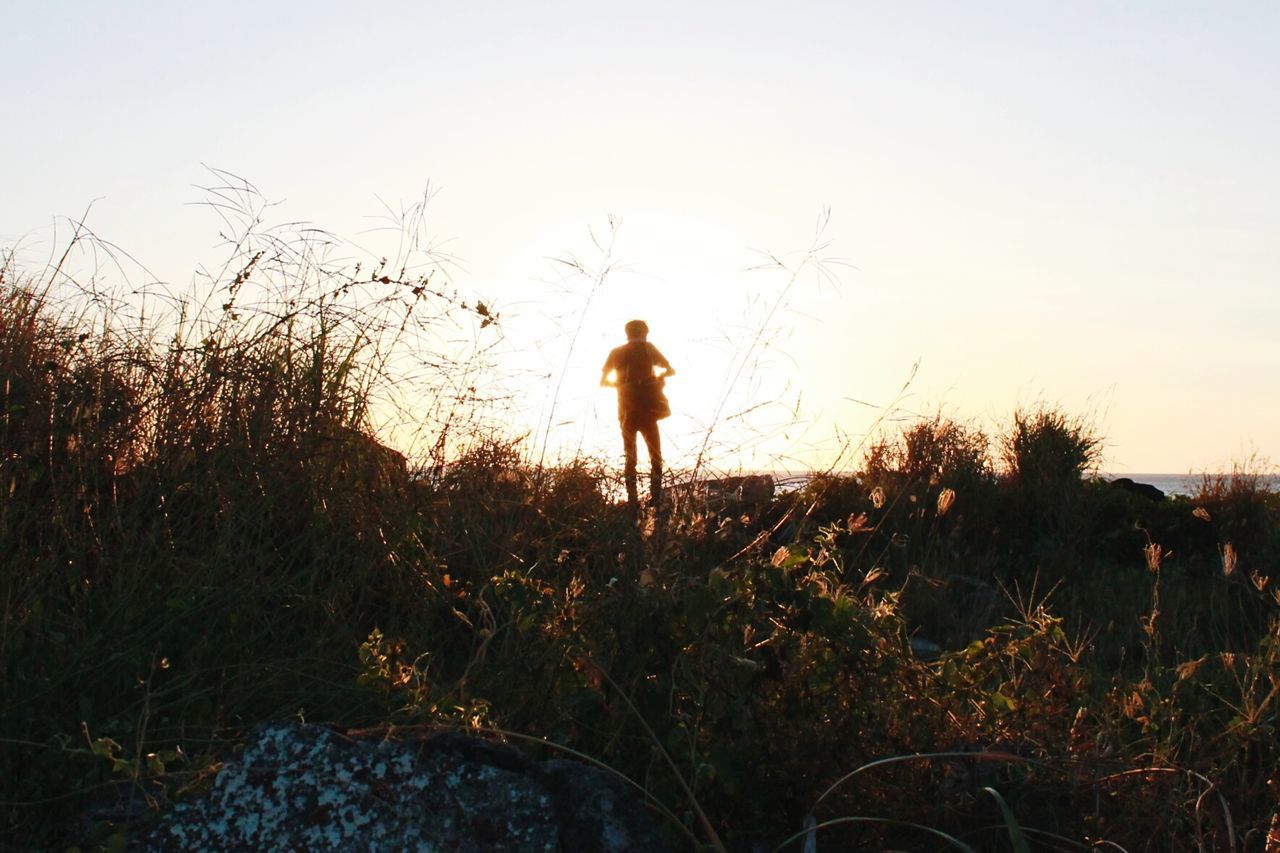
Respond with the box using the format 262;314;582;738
624;319;649;340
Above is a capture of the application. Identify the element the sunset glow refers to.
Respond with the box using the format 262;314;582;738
4;1;1277;474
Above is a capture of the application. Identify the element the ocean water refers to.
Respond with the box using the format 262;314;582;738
765;471;1280;499
1107;473;1280;499
1110;473;1201;498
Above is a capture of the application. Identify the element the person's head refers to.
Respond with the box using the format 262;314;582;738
624;319;649;341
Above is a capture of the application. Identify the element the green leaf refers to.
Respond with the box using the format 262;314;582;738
941;659;963;688
783;550;809;569
982;787;1030;853
989;691;1018;713
89;736;122;760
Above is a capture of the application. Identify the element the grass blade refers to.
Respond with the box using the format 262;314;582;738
773;816;978;853
982;787;1030;853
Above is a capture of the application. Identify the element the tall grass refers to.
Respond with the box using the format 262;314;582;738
2;202;1278;850
2;185;496;844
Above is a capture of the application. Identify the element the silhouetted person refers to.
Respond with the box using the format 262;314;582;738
601;320;674;509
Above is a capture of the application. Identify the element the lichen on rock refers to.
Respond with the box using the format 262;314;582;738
142;722;670;852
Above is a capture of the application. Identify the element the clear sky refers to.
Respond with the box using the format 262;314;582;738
4;1;1277;475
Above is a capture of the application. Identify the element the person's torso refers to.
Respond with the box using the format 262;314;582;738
611;341;657;386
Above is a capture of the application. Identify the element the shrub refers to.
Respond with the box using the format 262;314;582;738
996;406;1103;565
1190;455;1279;578
864;413;994;495
1000;406;1102;490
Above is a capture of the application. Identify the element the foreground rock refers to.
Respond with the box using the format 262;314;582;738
143;722;671;852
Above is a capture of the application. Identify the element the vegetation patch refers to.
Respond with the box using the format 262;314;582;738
3;218;1279;850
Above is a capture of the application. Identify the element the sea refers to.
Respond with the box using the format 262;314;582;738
1104;473;1280;499
765;471;1280;499
1107;474;1203;498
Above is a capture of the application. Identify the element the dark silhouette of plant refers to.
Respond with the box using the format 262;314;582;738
1000;406;1101;491
998;406;1102;566
865;413;993;493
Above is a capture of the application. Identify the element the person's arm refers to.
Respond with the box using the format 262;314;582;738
600;352;617;386
649;344;675;379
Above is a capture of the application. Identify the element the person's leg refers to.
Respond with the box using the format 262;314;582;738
638;418;662;506
621;420;639;507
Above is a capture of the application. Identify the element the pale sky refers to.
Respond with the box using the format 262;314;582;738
4;1;1277;474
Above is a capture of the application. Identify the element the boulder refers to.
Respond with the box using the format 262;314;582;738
738;474;776;505
1110;477;1166;502
700;475;776;506
142;722;671;852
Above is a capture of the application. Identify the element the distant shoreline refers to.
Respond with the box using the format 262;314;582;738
1102;472;1280;498
743;471;1280;499
1100;473;1202;498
